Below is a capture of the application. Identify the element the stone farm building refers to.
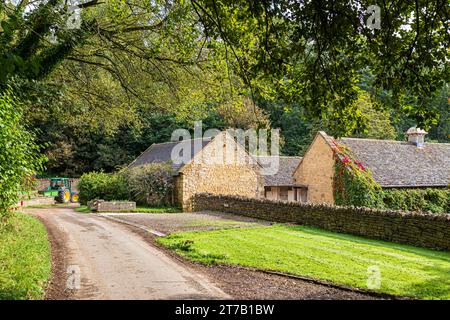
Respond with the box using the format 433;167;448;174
128;131;303;210
294;129;450;204
129;129;450;210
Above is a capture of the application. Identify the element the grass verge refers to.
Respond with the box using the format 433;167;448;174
0;212;51;300
24;204;63;209
158;224;450;299
75;205;180;214
74;205;91;213
185;219;258;228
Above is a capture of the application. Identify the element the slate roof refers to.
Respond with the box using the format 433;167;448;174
128;138;212;173
335;136;450;188
258;156;302;186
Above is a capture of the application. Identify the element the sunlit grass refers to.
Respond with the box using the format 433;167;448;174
0;212;51;300
159;224;450;299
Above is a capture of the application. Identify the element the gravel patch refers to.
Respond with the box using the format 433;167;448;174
108;211;271;234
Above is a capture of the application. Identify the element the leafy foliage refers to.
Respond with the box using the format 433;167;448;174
1;1;449;200
2;0;448;137
333;143;383;208
382;189;449;214
262;89;398;157
32;110;186;176
78;171;128;204
122;163;174;206
78;163;174;206
262;101;321;156
193;0;450;135
395;85;450;143
349;91;397;140
0;91;45;219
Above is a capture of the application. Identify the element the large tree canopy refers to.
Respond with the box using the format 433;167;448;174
1;0;449;136
0;0;448;217
1;0;204;90
192;0;449;135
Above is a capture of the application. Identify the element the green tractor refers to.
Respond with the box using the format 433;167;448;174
38;178;79;203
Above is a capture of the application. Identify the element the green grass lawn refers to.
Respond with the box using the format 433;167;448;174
75;205;180;214
0;212;51;300
158;224;450;299
74;205;91;213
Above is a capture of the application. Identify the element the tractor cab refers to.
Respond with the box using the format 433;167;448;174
39;178;79;203
49;178;70;190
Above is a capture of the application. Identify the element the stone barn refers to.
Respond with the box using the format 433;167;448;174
292;129;450;204
129;131;263;210
129;131;306;211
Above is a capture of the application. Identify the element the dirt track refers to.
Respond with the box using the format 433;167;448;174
30;207;228;300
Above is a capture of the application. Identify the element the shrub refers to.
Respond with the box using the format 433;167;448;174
334;163;383;208
382;188;449;214
424;188;449;212
78;172;127;204
122;163;173;206
0;90;45;221
381;189;406;210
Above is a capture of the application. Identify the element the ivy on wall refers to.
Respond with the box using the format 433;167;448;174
332;141;449;213
333;142;383;208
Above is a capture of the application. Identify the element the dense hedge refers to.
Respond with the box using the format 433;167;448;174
122;163;173;206
78;163;173;206
78;172;128;204
334;162;449;214
382;188;449;213
0;91;45;220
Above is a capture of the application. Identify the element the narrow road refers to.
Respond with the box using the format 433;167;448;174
30;207;228;300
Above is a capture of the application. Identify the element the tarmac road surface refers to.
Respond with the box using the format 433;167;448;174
31;207;228;300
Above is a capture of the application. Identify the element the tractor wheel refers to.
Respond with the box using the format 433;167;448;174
56;190;71;203
70;193;79;203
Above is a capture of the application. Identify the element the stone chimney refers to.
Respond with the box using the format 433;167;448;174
406;127;427;147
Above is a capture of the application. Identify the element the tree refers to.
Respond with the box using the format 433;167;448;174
350;91;397;140
427;85;450;143
1;0;448;182
3;1;448;135
261;101;320;156
418;84;449;143
192;0;449;136
0;1;205;95
0;90;45;219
